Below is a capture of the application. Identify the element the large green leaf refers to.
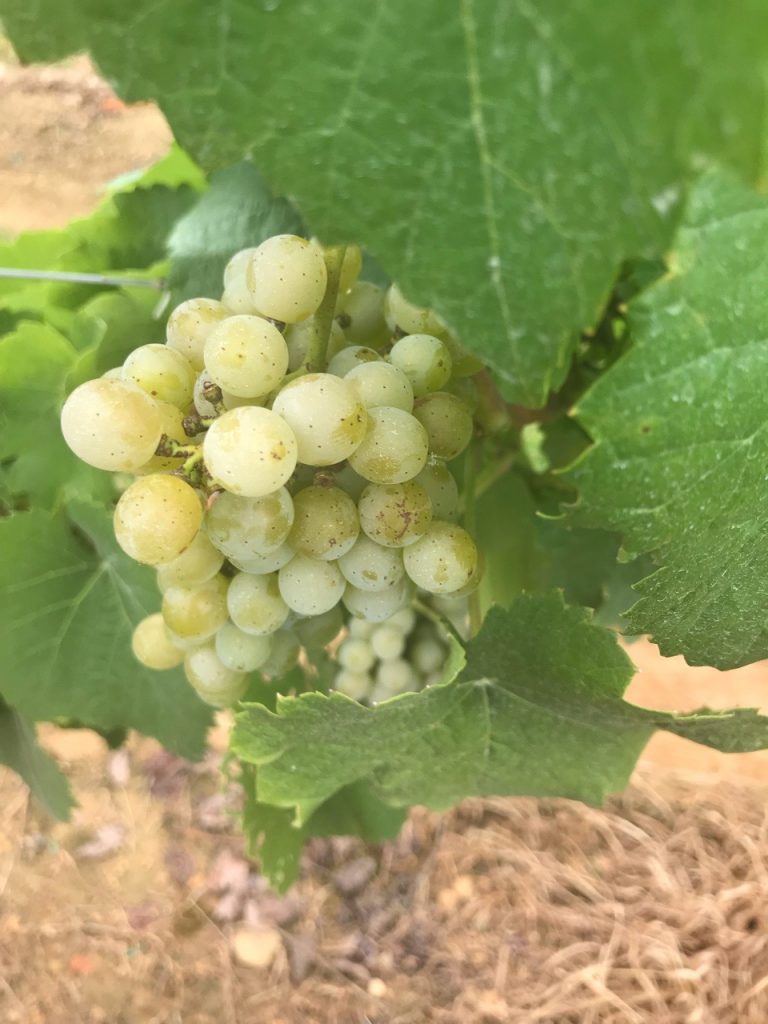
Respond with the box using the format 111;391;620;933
5;4;768;403
232;594;768;823
569;171;768;668
0;502;212;757
0;699;75;820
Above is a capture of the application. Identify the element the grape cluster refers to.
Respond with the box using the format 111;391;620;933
60;234;482;708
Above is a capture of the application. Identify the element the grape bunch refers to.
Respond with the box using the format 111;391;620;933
60;234;482;708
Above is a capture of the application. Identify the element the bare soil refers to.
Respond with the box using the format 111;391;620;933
2;51;768;1024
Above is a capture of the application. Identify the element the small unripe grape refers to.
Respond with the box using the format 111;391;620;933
204;314;289;397
327;345;380;377
348;406;429;484
61;378;162;472
114;474;202;565
413;392;473;460
337;281;390;347
414;460;459;521
403;521;478;594
229;542;295;575
295;605;344;648
184;645;247;706
370;625;405;661
345;361;414;412
166;298;230;370
215;622;272;672
259;629;300;678
123;343;196;409
387;608;417;633
334;669;372;701
227;572;290;636
358;481;432;548
203;406;298;497
289;485;359;560
338;534;404;592
337;638;375;673
389;334;452;396
162;575;229;643
156;530;224;590
412;637;446;675
245;234;327;323
348;617;376;639
131;613;184;670
375;657;419;695
272;373;367;466
343;578;412;622
278;555;345;615
206;488;294;560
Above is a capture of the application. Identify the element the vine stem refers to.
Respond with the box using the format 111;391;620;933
304;245;346;372
0;267;165;289
462;440;483;638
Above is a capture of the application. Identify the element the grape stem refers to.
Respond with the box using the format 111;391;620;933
0;267;165;289
155;435;201;460
462;439;483;638
304;246;347;372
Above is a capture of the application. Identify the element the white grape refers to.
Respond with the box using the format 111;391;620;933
374;657;418;695
389;334;452;396
348;406;428;484
206;488;294;560
284;318;346;372
337;638;375;673
259;629;300;678
224;247;260;289
166;297;230;370
184;645;247;706
338;535;404;592
60;378;162;472
123;343;196;409
412;637;446;675
348;617;376;639
414;460;459;521
327;345;380;377
288;485;359;560
203;406;298;497
131;613;184;670
413;392;473;460
357;480;432;548
229;542;295;575
245;234;327;323
114;474;202;565
386;607;417;634
156;530;224;590
334;669;372;701
272;373;367;466
215;622;272;672
278;555;345;615
227;572;290;636
337;281;389;347
204;314;289;397
343;578;412;622
384;283;442;335
402;521;479;594
370;625;405;661
162;575;229;643
345;361;414;412
295;605;344;648
221;247;260;314
193;370;221;417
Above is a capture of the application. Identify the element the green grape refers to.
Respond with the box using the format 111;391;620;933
215;622;272;672
184;645;247;706
348;617;376;639
245;234;327;323
221;247;260;314
348;406;429;484
337;281;390;347
227;571;290;636
326;345;380;377
259;628;300;679
345;361;414;412
373;657;418;697
230;542;295;575
386;607;417;634
412;637;446;675
122;343;196;409
370;625;405;661
221;391;266;410
203;406;298;497
114;474;203;566
162;575;229;643
204;314;289;398
402;521;479;594
101;367;123;380
338;534;404;592
334;669;372;701
295;605;344;648
413;460;459;521
284;318;346;372
338;638;375;673
206;488;294;560
385;285;483;376
60;377;163;472
389;334;452;397
156;530;224;590
357;480;432;548
278;555;345;615
166;297;230;371
412;392;473;460
224;247;260;289
138;400;193;474
288;485;359;561
272;373;367;466
343;578;412;623
131;613;184;670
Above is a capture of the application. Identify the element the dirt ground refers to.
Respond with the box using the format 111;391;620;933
2;50;768;1024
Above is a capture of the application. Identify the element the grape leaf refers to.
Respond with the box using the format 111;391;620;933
569;170;768;668
5;3;768;403
167;161;303;302
0;699;75;820
0;502;212;757
232;593;768;823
